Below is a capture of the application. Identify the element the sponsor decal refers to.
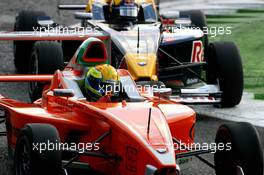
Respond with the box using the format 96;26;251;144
186;78;199;85
125;146;138;172
191;40;204;63
137;61;147;66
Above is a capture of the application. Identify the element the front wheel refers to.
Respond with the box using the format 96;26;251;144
214;122;263;175
180;10;208;56
14;124;62;175
206;42;244;107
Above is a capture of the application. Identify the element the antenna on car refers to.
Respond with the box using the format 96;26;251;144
158;84;161;105
137;27;140;54
147;108;152;136
156;0;160;18
57;0;61;16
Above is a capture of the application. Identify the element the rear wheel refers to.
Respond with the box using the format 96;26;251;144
14;10;46;73
180;10;208;56
215;122;263;175
207;42;244;107
29;41;64;102
14;124;62;175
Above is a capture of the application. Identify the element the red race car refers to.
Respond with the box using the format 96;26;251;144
0;38;262;175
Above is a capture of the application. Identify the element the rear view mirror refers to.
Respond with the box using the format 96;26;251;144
37;16;55;27
53;89;74;97
74;12;93;20
153;88;172;98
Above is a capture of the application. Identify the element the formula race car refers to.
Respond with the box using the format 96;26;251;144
0;38;262;175
0;0;243;107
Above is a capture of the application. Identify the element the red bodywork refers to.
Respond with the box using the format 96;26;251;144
0;57;196;175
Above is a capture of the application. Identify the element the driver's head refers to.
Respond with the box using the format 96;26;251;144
84;64;120;101
112;0;136;5
109;0;139;21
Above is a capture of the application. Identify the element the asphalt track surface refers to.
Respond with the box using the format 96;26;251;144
0;0;264;175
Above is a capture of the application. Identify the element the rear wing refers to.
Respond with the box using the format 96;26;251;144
0;30;111;61
58;4;86;10
0;31;109;41
0;75;52;82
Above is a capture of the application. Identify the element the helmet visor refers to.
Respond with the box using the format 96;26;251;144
86;75;102;91
120;6;138;17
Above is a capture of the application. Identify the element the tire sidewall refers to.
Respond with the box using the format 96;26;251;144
28;41;64;102
215;122;263;175
13;11;46;73
14;124;62;175
207;42;244;107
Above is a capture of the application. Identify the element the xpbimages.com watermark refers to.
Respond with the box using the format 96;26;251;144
32;140;231;154
32;25;99;36
32;140;100;153
30;24;232;38
174;140;232;153
165;24;232;38
98;83;165;96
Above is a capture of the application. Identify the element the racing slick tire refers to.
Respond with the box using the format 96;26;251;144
214;122;263;175
13;10;46;73
29;41;64;102
207;42;243;107
14;124;62;175
180;10;208;56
